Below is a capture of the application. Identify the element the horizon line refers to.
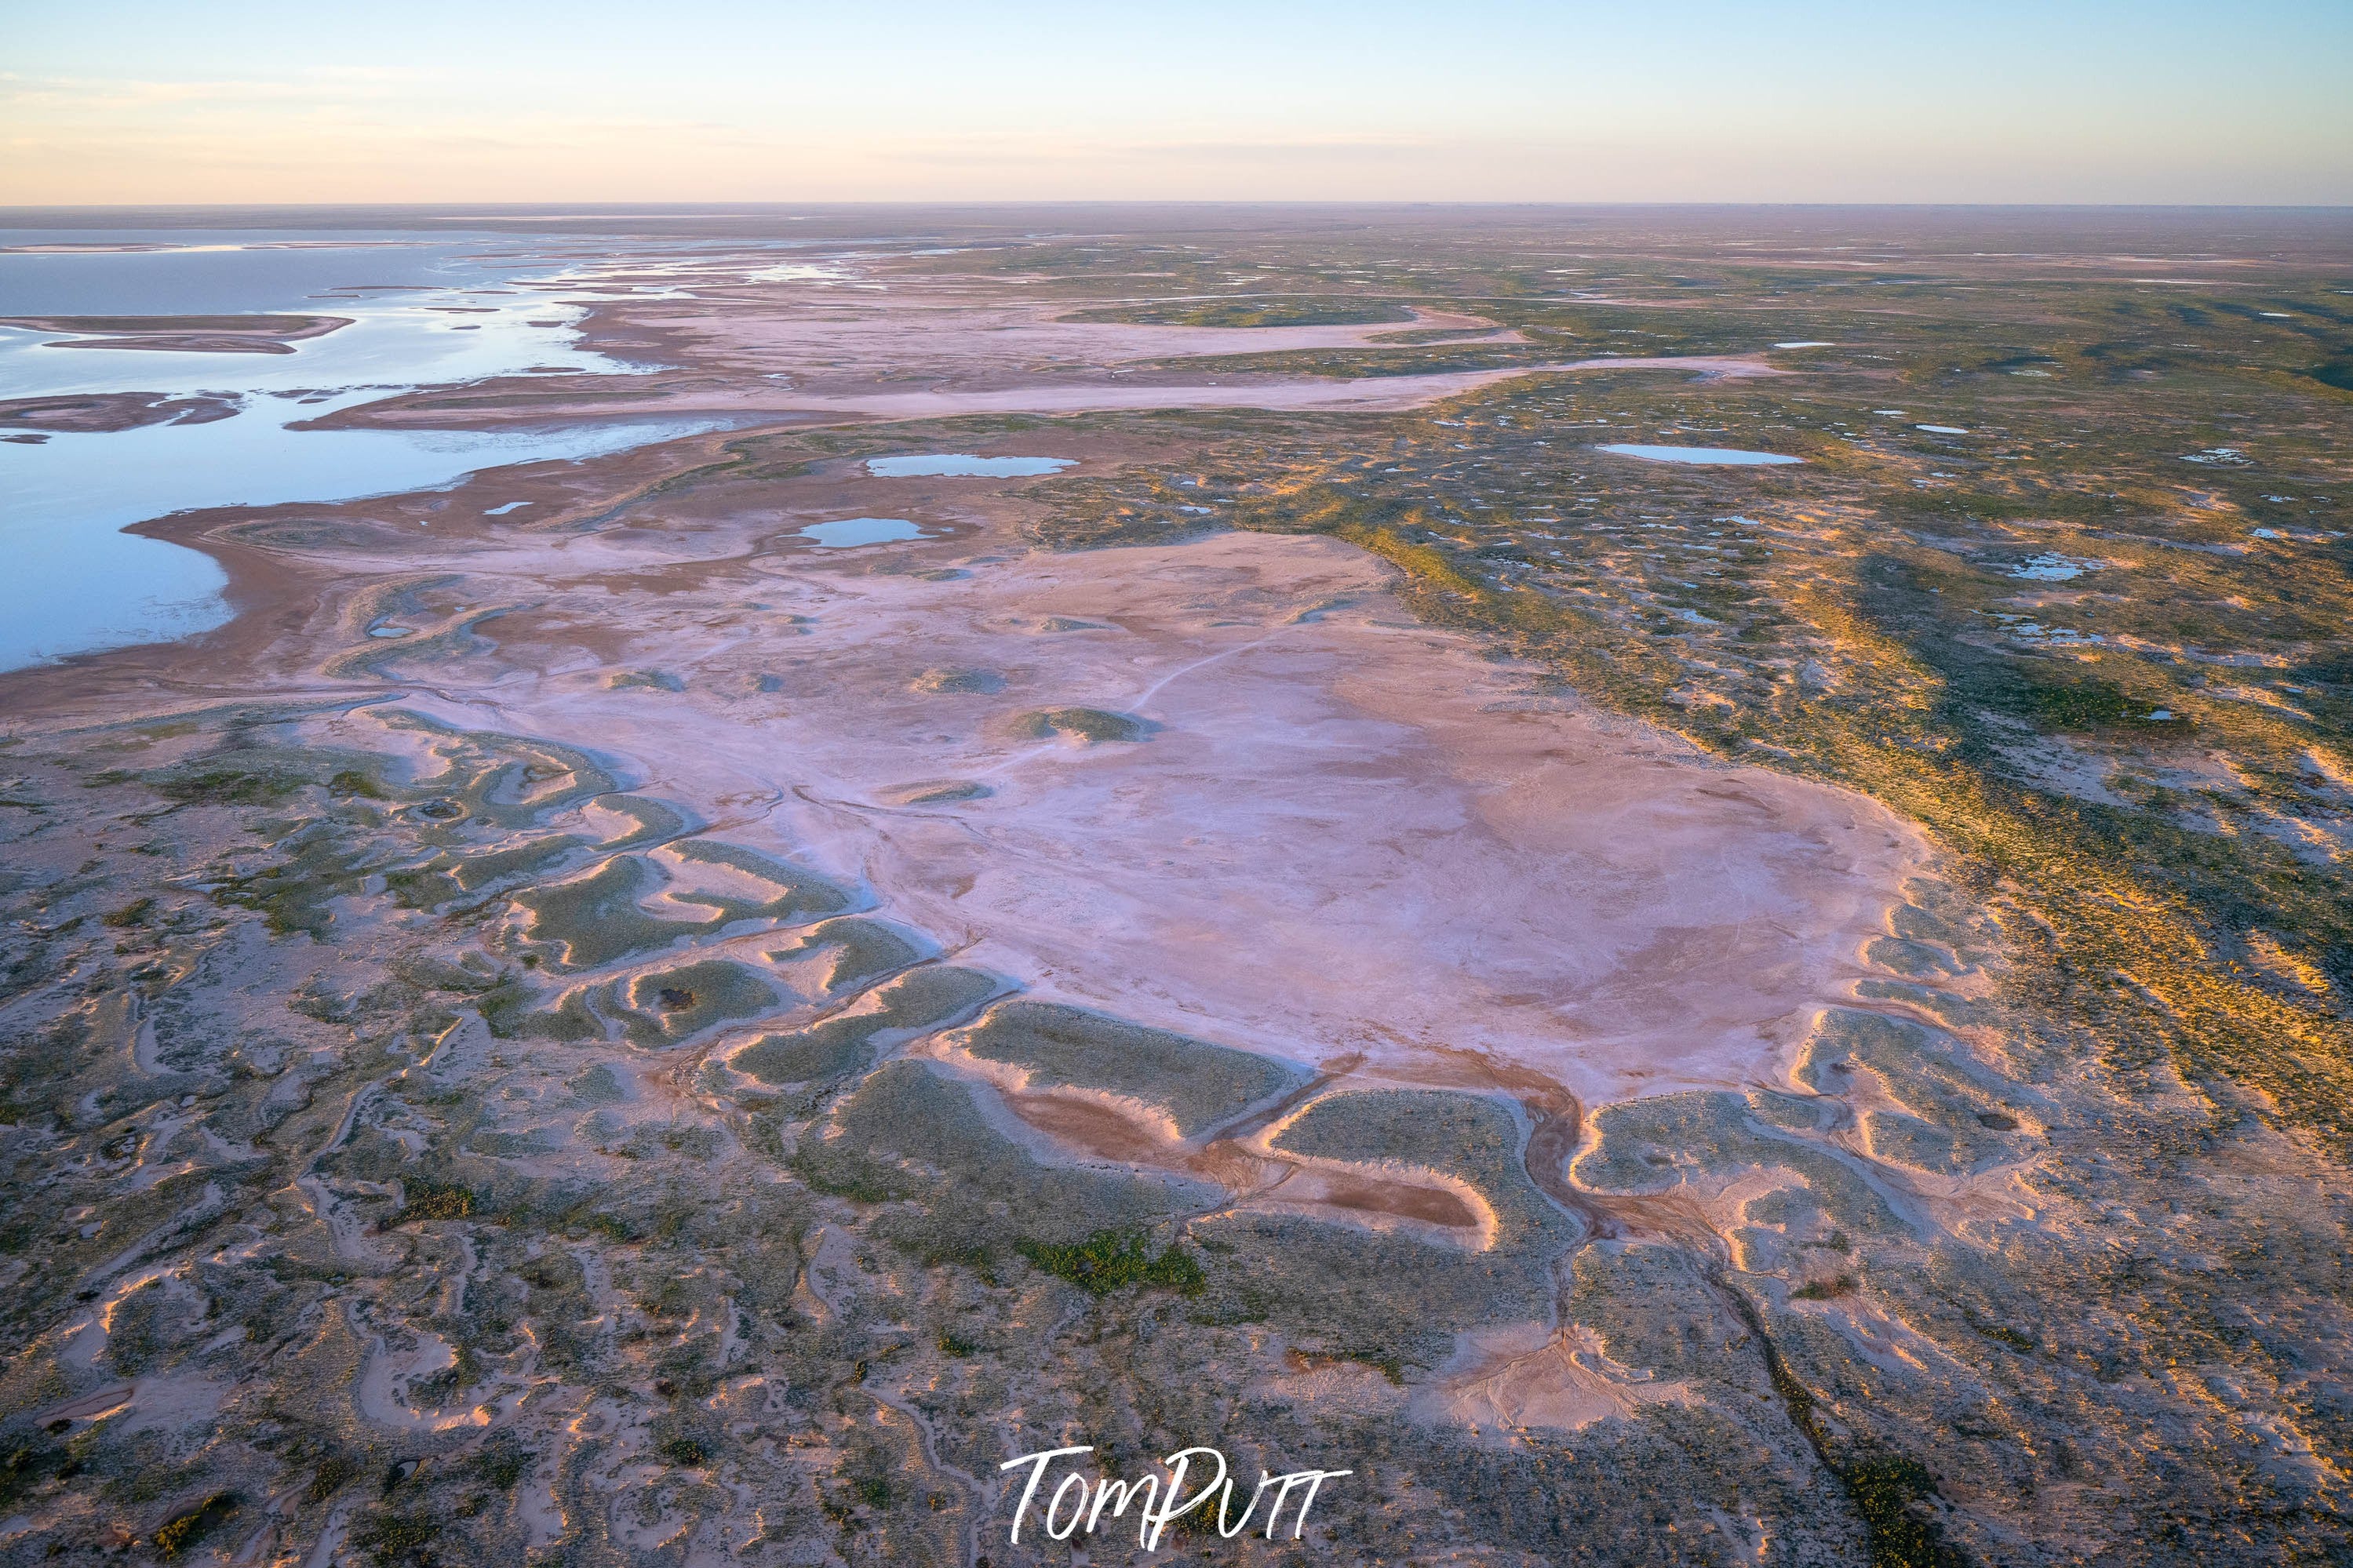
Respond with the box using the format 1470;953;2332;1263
5;199;2353;222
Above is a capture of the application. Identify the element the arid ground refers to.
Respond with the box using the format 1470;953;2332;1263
2;206;2351;1567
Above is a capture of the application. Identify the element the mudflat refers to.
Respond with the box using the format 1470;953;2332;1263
1;312;355;354
2;206;2348;1568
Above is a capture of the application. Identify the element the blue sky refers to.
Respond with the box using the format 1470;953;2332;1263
4;0;2348;203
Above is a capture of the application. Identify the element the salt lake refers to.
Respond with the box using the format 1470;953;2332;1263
0;229;759;669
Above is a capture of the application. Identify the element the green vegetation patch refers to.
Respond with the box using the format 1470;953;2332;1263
1798;1010;2027;1177
1011;707;1156;744
152;1492;241;1557
1845;1454;1964;1568
595;794;690;846
392;1179;477;1225
512;855;701;969
1272;1088;1553;1240
793;1060;1208;1251
655;1434;711;1467
1018;1227;1204;1295
351;1510;443;1563
512;840;841;973
1561;1242;1744;1383
734;965;1000;1085
771;916;925;992
377;714;617;831
614;959;782;1045
151;765;307;806
606;669;685;693
206;818;377;937
668;837;851;922
1187;1209;1550;1370
446;834;585;893
910;667;1006;694
1575;1090;1907;1249
2307;359;2353;392
960;1000;1296;1136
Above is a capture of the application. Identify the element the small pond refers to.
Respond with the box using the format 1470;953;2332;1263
1595;443;1801;467
798;517;927;548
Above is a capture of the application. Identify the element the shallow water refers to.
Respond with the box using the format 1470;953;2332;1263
2;401;730;668
2009;554;2090;581
865;453;1073;478
0;230;532;315
1595;443;1802;467
798;517;927;548
0;229;746;670
0;230;637;402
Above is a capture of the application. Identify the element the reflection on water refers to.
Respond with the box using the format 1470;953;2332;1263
0;232;523;317
1;400;730;669
865;453;1074;478
1594;443;1803;466
0;228;778;671
797;517;927;548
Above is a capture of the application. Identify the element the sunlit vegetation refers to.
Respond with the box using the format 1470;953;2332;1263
2;209;2346;1567
1029;239;2353;1159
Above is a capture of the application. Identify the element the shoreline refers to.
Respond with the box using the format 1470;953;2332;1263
0;396;1925;1122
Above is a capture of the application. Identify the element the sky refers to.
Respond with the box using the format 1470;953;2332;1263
3;0;2349;206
